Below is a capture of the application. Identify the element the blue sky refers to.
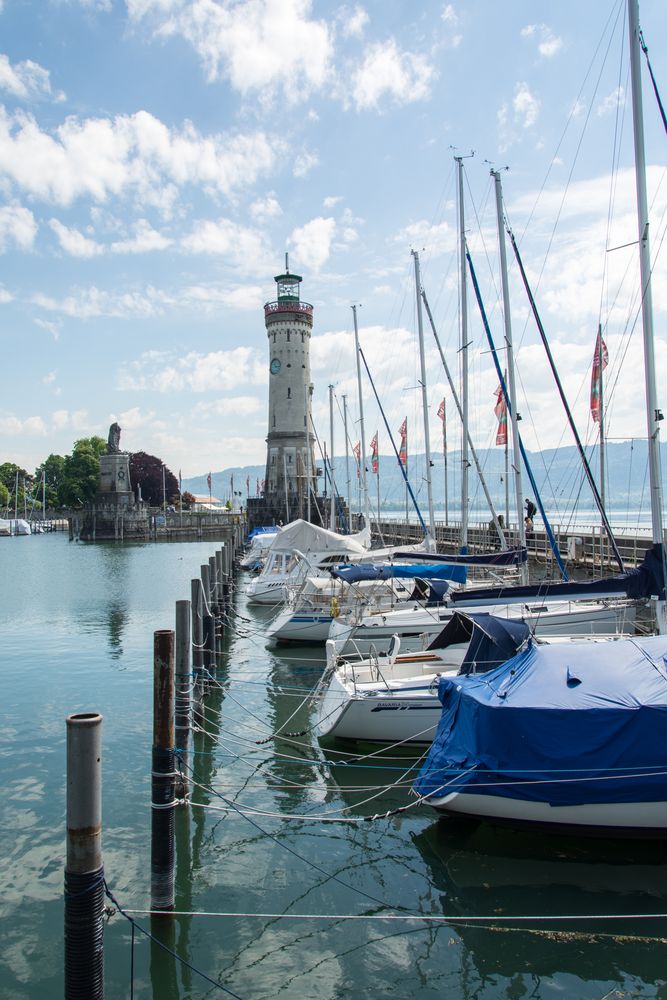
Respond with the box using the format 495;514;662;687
1;0;666;483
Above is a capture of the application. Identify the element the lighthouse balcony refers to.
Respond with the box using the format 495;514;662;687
264;300;314;324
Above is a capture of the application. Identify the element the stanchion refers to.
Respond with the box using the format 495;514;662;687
65;711;104;1000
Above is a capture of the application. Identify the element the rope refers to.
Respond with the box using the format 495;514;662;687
103;881;249;999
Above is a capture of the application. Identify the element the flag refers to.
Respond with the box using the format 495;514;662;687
370;431;379;475
353;440;361;478
256;478;260;496
494;386;507;446
246;474;250;495
437;398;445;422
178;469;182;492
398;418;407;467
590;331;609;423
207;472;212;492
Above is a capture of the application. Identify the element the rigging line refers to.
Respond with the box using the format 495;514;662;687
502;233;626;572
599;23;629;327
516;0;625;246
103;881;249;999
181;760;467;913
639;28;667;135
110;908;667;927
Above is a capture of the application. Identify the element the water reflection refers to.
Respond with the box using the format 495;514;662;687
412;819;667;990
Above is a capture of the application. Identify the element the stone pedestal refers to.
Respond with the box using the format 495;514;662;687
96;453;134;508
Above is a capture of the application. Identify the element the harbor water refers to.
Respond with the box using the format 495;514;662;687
1;533;667;999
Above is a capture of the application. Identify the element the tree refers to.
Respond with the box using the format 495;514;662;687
0;462;34;513
129;452;178;507
58;439;104;507
181;491;196;511
0;481;9;511
34;454;66;509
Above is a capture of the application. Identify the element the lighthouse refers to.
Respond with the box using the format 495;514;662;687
254;256;317;526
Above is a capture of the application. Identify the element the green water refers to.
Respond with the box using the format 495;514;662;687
1;533;666;999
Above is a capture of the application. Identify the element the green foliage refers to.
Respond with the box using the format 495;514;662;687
73;436;107;459
0;482;9;509
59;443;101;507
34;454;66;509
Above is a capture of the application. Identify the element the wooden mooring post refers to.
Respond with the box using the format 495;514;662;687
65;711;104;1000
174;600;191;797
191;578;204;716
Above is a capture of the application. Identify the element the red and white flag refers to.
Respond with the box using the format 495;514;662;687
207;472;212;493
590;331;609;423
353;441;361;478
437;398;445;422
494;386;507;446
398;418;408;467
370;432;379;475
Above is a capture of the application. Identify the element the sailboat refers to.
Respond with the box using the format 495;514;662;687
413;0;667;836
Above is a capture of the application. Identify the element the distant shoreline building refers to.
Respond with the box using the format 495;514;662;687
247;258;318;529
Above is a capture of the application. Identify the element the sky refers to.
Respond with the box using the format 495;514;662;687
1;0;666;487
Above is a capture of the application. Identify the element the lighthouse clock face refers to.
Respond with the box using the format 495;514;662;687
270;358;282;375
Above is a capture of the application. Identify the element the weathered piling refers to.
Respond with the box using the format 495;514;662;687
65;711;104;1000
190;578;204;714
151;629;175;913
174;600;191;797
200;564;212;672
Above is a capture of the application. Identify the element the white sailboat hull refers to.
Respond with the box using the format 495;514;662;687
331;601;636;656
426;789;667;836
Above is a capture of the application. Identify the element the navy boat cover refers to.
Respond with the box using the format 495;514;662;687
414;632;667;807
426;611;530;675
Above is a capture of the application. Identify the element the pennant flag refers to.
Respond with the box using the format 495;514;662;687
370;431;379;475
437;398;445;422
590;331;609;423
207;472;212;492
178;469;182;492
246;474;250;494
398;417;408;467
256;478;260;496
494;386;507;446
353;440;361;478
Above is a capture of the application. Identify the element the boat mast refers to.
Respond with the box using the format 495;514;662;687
628;0;666;631
412;249;437;549
328;384;335;530
352;305;370;526
492;168;527;581
598;325;607;571
456;157;469;548
343;394;352;531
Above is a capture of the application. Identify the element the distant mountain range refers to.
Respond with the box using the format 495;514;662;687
183;440;665;520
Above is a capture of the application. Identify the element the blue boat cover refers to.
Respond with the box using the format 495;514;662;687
414;632;667;807
390;547;528;567
331;563;468;585
426;611;530;675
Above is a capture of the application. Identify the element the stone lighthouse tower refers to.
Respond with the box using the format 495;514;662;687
259;256;316;525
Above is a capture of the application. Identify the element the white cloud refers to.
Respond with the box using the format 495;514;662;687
513;81;540;128
340;5;369;38
193;396;263;418
34;317;62;340
33;285;168;319
521;23;562;58
349;39;435;111
0;413;47;435
49;218;103;257
0;54;65;102
596;87;625;117
392;219;456;255
0;288;12;303
0;203;37;251
0;106;279;208
323;195;343;208
249;193;282;222
440;4;462;46
180;218;272;272
129;0;333;104
42;371;57;385
293;149;319;178
117;346;265;393
110;219;172;253
289;216;335;271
